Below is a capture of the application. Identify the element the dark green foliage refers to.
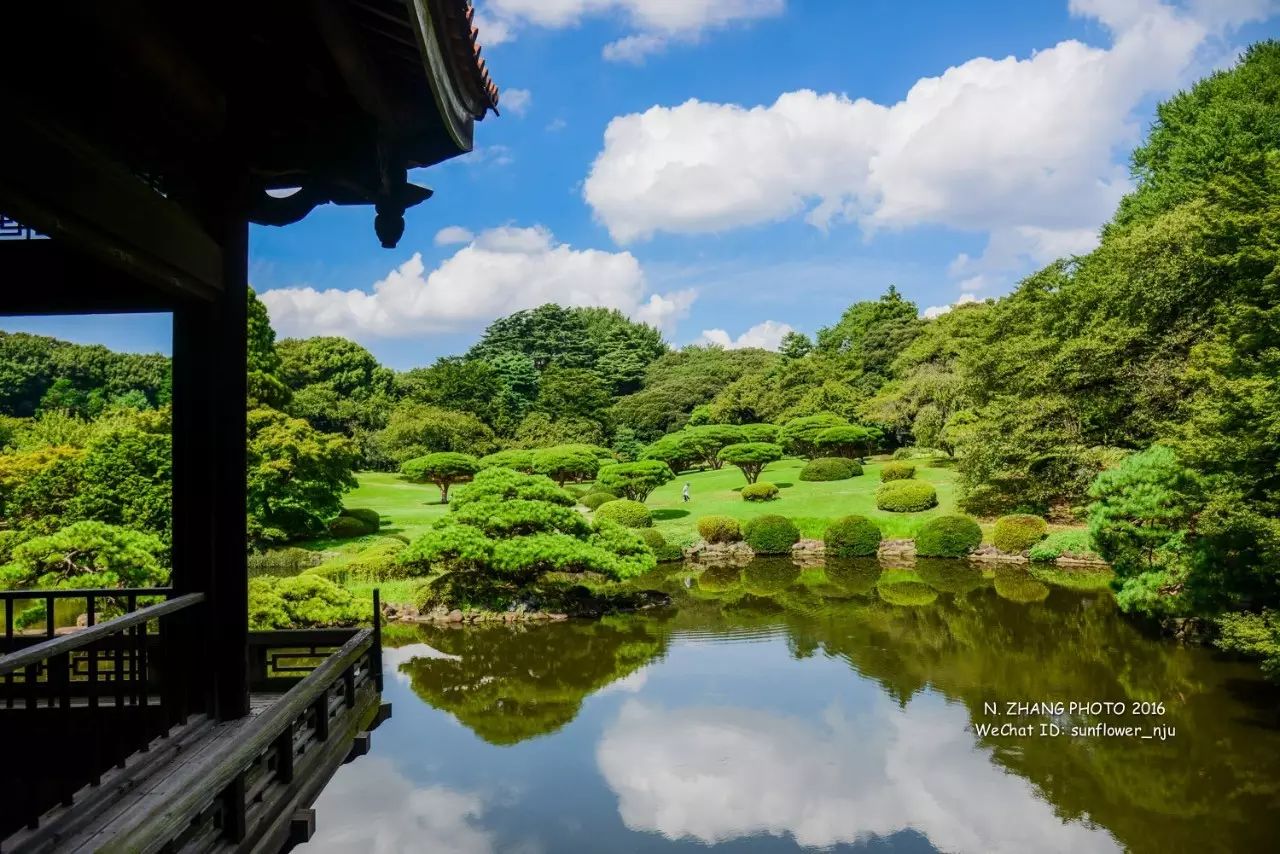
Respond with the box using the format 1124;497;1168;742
993;566;1051;603
779;413;848;458
595;460;673;502
799;457;861;481
248;575;365;630
531;445;601;485
814;424;881;459
594;499;653;529
824;516;882;557
1215;610;1280;681
697;564;742;592
247;289;291;409
739;423;781;443
375;403;496;466
915;515;983;558
0;331;170;418
741;482;779;502
1028;530;1099;562
875;480;938;512
328;514;378;539
479;449;536;472
816;286;922;393
681;424;747;469
0;521;167;590
638;528;684;562
717;441;783;484
401;451;481;503
340;508;381;530
880;461;915;481
697;515;742;544
580;491;619;510
742;560;800;595
992;514;1049;553
247;407;358;546
640;432;702;474
743;515;800;554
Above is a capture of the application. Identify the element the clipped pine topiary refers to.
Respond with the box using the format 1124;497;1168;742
580;491;620;510
697;515;742;544
594;498;653;528
799;457;862;481
875;480;938;512
741;481;779;501
992;514;1049;553
915;514;983;558
743;515;801;554
879;461;916;481
824;515;882;557
340;508;382;530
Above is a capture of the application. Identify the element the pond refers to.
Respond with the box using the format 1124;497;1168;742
298;559;1280;853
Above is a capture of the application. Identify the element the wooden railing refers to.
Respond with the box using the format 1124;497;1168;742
0;590;205;834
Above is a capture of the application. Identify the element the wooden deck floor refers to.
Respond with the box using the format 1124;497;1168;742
4;693;284;853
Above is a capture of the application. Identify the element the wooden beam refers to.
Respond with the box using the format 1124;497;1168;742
0;240;176;315
0;113;223;302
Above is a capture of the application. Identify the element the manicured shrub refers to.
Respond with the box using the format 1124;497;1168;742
875;480;937;512
580;491;619;510
992;514;1049;553
638;528;683;562
594;499;653;528
739;423;781;444
916;559;986;595
697;515;742;544
344;538;409;580
478;449;535;472
799;457;861;481
717;442;783;484
531;445;601;485
328;513;378;539
401;451;481;503
248;574;365;630
595;460;673;501
340;508;382;530
915;514;982;558
743;515;800;554
824;515;881;557
1028;529;1100;562
741;481;779;501
880;461;915;481
993;567;1051;603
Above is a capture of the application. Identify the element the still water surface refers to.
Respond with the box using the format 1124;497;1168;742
299;559;1280;853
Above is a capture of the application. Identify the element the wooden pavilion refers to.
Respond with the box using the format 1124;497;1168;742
0;1;498;850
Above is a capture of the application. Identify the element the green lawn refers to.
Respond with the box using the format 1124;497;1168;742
315;457;966;556
646;457;963;545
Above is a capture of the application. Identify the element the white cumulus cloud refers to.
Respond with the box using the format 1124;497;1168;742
597;697;1120;852
260;225;694;339
481;0;783;62
584;0;1266;273
501;87;532;116
922;293;980;320
433;226;475;246
697;320;794;350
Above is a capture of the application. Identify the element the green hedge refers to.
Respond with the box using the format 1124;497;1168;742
799;457;862;482
638;528;684;562
743;515;800;554
340;508;381;530
1028;529;1099;562
697;515;742;544
580;491;619;510
880;461;916;481
741;481;779;501
328;513;378;539
594;499;653;528
824;515;881;557
875;480;938;512
992;514;1049;553
915;515;982;558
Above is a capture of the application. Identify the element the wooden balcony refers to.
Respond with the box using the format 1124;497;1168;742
0;590;388;853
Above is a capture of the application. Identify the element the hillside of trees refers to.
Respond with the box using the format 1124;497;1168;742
0;43;1277;669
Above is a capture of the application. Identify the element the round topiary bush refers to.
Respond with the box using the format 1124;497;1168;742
743;515;801;554
638;528;684;562
328;513;378;538
992;514;1049;553
340;508;381;530
823;515;882;557
741;481;779;502
914;514;983;557
580;491;620;510
594;498;653;528
799;457;862;481
697;515;743;544
880;461;916;481
875;480;938;512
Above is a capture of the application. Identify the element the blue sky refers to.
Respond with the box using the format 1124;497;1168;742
5;0;1277;368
